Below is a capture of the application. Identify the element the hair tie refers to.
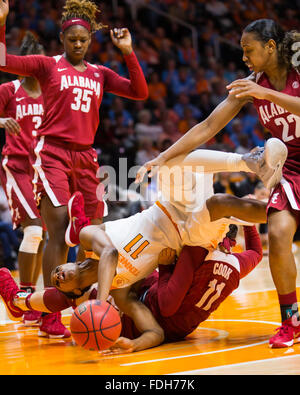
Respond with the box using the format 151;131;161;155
62;18;91;33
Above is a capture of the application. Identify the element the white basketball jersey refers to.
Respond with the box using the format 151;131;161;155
104;204;182;289
103;164;253;289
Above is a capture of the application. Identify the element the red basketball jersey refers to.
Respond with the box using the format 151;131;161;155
0;80;44;156
121;226;262;342
253;69;300;209
253;69;300;175
0;26;148;147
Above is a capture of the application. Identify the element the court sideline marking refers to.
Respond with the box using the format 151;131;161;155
120;319;279;367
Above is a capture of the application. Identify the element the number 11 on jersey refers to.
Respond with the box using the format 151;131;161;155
124;234;150;260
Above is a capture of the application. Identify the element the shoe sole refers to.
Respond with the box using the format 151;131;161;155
0;295;23;322
264;138;288;189
65;193;78;247
38;330;69;339
269;339;294;348
269;334;300;348
23;320;40;326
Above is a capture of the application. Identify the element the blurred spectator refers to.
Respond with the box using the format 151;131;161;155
148;71;167;103
135;109;163;142
195;67;211;95
170;66;196;96
108;97;134;127
177;36;198;66
235;133;251;154
173;93;202;120
178;107;198;135
135;138;159;166
230;173;260;197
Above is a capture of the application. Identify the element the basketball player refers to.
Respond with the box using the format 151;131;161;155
135;19;300;348
0;32;45;326
0;223;263;352
109;224;263;352
61;141;284;304
0;0;148;337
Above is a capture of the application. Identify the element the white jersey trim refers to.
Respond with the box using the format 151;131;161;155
280;177;300;210
2;156;38;224
32;136;61;207
53;55;63;63
205;250;240;273
12;79;21;94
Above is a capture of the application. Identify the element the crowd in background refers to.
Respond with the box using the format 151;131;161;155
0;0;300;261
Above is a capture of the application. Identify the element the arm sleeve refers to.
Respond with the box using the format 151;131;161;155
0;25;51;78
0;83;13;115
233;225;263;279
157;246;207;317
101;51;148;100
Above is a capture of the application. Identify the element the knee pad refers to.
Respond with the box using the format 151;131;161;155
19;225;43;254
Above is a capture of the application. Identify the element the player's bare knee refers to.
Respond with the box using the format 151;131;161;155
269;222;295;250
19;226;43;254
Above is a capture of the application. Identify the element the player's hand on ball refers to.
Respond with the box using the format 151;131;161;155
158;248;176;266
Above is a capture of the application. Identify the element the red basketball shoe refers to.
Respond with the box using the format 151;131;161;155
38;312;71;339
269;318;300;348
23;310;42;326
0;268;24;321
65;191;90;247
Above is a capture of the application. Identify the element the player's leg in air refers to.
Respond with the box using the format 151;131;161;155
160;138;287;191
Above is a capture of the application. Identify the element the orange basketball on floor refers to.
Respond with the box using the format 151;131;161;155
70;300;122;351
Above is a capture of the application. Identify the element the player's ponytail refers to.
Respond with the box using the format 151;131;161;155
281;30;300;73
243;19;300;72
61;0;107;34
19;31;44;56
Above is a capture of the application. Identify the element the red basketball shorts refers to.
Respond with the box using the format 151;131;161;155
0;155;41;229
267;178;300;225
31;137;107;219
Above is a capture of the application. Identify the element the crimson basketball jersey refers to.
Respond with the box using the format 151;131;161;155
253;69;300;174
0;80;44;156
0;26;148;147
254;69;300;210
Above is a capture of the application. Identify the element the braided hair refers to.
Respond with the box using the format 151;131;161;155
61;0;106;33
243;19;300;72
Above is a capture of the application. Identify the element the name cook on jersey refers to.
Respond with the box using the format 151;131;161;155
60;75;101;97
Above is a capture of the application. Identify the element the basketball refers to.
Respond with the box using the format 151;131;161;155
70;300;122;351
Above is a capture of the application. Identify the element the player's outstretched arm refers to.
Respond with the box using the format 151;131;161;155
96;246;118;302
111;287;164;352
135;94;248;183
78;225;118;302
102;28;148;101
228;78;300;117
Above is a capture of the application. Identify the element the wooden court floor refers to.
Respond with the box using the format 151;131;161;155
1;246;300;375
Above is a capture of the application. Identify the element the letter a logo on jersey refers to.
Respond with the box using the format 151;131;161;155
271;192;279;205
